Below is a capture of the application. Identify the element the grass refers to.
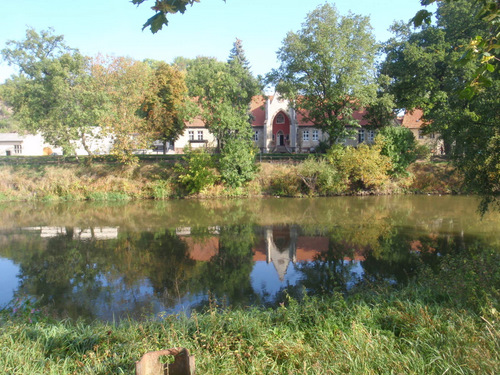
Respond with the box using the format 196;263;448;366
1;275;498;374
0;156;463;202
0;200;497;374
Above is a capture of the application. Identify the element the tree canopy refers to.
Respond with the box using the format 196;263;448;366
140;62;189;153
267;3;378;145
383;0;499;210
1;28;104;155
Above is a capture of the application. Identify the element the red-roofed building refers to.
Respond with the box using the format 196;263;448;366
401;109;444;154
168;93;397;153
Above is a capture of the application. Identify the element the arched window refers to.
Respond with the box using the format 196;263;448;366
276;113;285;124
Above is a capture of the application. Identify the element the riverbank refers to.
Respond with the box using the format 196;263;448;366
1;262;498;374
0;156;462;202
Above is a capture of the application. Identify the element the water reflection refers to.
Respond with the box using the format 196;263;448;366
0;196;498;321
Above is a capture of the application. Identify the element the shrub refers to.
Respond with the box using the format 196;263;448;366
297;156;346;195
337;144;392;191
263;164;302;196
147;179;173;200
175;147;219;194
415;144;432;161
218;138;257;188
377;126;418;175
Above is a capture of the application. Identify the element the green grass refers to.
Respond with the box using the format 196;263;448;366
1;281;498;374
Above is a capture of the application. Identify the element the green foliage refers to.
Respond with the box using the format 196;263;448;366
413;0;499;95
297;156;346;195
132;0;224;33
415;143;432;161
140;62;189;151
1;28;101;155
337;144;392;191
175;147;218;194
383;0;499;210
268;3;378;144
218;138;257;188
185;55;260;152
377;126;418;175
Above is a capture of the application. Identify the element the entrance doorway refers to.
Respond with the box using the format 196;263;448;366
277;131;285;146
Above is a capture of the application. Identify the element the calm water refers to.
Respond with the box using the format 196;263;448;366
0;196;498;321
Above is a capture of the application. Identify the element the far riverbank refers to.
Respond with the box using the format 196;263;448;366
0;156;461;202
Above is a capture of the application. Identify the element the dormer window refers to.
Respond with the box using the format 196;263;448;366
276;113;285;124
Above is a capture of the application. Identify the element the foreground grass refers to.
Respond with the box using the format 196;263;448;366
1;282;498;375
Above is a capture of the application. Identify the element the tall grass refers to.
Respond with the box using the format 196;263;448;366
0;156;462;202
1;280;498;374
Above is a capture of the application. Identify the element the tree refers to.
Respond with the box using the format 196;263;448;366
132;0;226;33
1;28;104;155
376;126;417;175
0;100;19;132
383;0;499;210
185;56;258;151
413;0;499;95
185;55;260;186
267;4;378;145
89;55;152;161
228;38;251;70
140;62;189;154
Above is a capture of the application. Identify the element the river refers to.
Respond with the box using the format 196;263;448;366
0;195;498;321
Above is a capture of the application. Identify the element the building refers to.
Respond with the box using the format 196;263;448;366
1;94;400;156
401;109;444;154
0;130;114;156
170;94;379;153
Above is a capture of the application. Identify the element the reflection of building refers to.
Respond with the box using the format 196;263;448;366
22;227;118;240
176;225;365;281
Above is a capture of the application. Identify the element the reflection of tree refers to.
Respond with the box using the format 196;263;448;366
292;233;360;299
130;230;195;307
191;225;256;309
6;227;194;320
17;228;109;319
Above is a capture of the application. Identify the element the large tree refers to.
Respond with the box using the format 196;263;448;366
1;28;104;155
140;62;189;154
382;0;499;210
89;55;153;161
185;50;260;186
267;3;378;145
185;56;259;151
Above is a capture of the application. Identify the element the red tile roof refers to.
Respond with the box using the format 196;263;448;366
250;95;266;126
402;109;428;129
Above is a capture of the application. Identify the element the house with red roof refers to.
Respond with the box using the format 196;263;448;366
401;109;444;155
169;93;382;153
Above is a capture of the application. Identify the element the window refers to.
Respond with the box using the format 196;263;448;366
197;130;203;141
188;130;194;141
312;130;319;141
276;113;285;124
14;144;22;154
358;129;365;143
430;133;435;139
303;130;309;141
253;131;259;141
367;130;375;143
418;130;424;139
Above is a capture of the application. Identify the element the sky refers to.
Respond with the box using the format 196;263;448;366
0;0;431;83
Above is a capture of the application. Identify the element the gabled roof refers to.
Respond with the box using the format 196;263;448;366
250;95;266;126
402;109;427;129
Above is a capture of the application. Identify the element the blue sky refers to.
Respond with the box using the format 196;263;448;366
0;0;430;83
